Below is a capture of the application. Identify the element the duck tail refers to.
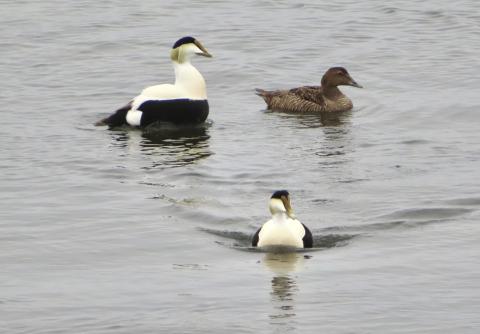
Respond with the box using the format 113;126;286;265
94;118;108;126
255;88;272;105
95;101;132;127
255;88;268;97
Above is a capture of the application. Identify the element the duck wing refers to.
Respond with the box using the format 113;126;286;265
289;86;324;105
268;86;324;113
256;86;326;112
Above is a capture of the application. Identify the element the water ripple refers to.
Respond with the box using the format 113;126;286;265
199;227;357;250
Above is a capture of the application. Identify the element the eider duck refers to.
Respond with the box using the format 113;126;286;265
96;36;212;127
252;190;313;249
255;67;362;113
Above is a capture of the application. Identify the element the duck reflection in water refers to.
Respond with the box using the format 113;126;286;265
263;252;307;332
109;122;212;168
266;108;353;128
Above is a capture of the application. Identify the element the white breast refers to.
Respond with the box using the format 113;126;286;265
258;217;305;248
173;61;207;99
130;59;206;102
125;61;207;127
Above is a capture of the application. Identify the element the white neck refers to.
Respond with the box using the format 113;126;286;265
173;61;207;99
269;198;287;216
272;212;289;223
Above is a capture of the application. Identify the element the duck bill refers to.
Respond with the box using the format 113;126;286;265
348;79;363;88
194;40;212;57
281;195;296;219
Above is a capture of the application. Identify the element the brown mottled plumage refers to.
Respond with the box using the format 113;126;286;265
256;67;362;113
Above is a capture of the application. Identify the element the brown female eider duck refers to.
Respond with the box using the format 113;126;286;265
96;36;212;128
255;67;362;113
252;190;313;249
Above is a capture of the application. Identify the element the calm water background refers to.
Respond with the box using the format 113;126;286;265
1;0;480;333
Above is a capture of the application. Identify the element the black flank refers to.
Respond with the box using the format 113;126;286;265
139;99;209;126
252;227;261;247
302;223;313;248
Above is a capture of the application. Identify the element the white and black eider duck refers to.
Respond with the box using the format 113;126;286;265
252;190;313;249
96;36;212;127
255;67;362;113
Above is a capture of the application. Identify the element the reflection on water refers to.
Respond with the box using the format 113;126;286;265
263;252;305;333
4;0;480;331
316;126;353;162
263;252;305;275
108;123;212;168
270;275;298;332
271;110;354;171
141;123;212;168
266;110;353;129
319;110;353;127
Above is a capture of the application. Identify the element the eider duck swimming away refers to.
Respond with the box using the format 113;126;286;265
256;67;362;113
252;190;313;249
96;36;212;127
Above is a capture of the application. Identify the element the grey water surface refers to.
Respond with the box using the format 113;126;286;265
1;0;480;333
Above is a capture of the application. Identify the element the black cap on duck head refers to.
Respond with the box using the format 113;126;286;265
322;66;363;88
172;36;196;49
170;36;212;60
271;190;289;199
270;190;295;218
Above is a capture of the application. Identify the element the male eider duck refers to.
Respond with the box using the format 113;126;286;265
256;67;362;113
252;190;313;249
96;36;212;127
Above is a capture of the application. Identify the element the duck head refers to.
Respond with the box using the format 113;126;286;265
170;36;212;63
321;67;363;88
269;190;296;219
